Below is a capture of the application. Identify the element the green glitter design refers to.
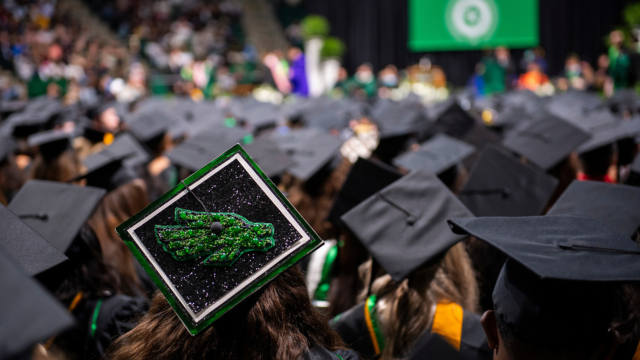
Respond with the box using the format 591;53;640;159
155;208;276;266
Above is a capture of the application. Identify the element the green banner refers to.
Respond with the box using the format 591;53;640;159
409;0;539;51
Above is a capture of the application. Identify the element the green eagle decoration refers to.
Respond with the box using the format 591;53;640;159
155;208;276;266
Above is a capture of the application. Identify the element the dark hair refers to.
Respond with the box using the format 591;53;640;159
579;144;614;176
55;224;121;302
107;266;347;360
29;150;82;182
88;179;149;297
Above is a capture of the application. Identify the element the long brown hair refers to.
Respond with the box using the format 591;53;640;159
358;242;479;360
29;150;82;182
87;179;149;297
107;266;347;360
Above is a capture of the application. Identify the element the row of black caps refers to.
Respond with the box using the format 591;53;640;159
3;89;640;358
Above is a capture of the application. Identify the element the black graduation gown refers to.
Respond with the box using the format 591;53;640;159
331;301;492;360
54;294;149;360
303;344;361;360
612;337;640;360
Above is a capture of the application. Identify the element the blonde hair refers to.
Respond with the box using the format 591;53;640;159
358;242;479;359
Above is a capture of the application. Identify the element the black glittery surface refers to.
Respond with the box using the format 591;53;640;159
131;158;305;319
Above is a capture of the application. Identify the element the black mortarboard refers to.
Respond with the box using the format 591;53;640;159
461;123;504;169
393;134;475;174
0;204;68;276
421;98;476;140
606;88;640;114
27;129;75;160
0;250;73;360
448;214;640;346
576;120;626;154
105;132;151;169
115;144;323;335
547;180;640;238
78;150;138;191
127;110;174;142
484;106;530;129
502;114;591;170
165;131;242;172
371;99;425;138
0;100;27;115
242;137;295;178
341;166;474;282
269;128;343;181
459;145;558;217
327;157;402;226
8;180;106;253
0;134;16;161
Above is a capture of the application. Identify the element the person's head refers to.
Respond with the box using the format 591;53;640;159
87;179;149;297
610;30;624;48
598;54;610;70
96;106;121;132
359;242;479;359
287;47;302;61
106;266;347;360
29;149;82;183
481;260;620;360
579;144;615;177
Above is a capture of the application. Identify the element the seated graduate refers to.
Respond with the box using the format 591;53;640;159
27;129;82;183
7;180;149;359
105;145;359;360
332;166;491;360
448;214;640;360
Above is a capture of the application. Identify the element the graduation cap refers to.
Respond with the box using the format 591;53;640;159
105;132;151;169
576;120;627;154
165;130;245;172
27;129;75;160
8;180;106;253
459;145;558;217
116;144;323;334
502;114;591;170
606;88;640;114
0;203;68;276
392;133;475;175
448;214;640;346
371;99;425;138
327;157;402;226
242;137;295;178
269;128;343;181
421;98;476;140
127;110;174;143
341;166;474;282
0;134;16;162
78;149;138;191
547;180;640;238
6;97;63;137
0;250;74;360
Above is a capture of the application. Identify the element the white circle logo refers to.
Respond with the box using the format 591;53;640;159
446;0;498;44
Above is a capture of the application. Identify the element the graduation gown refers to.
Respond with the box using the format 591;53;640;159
54;294;149;359
331;298;491;360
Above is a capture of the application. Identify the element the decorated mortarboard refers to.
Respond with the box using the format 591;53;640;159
459;145;558;217
0;250;74;360
243;137;295;178
548;180;640;238
502;114;591;170
0;204;68;276
327;157;403;226
341;166;474;282
115;144;323;334
269;128;343;181
421;98;476;140
392;134;475;174
8;180;106;254
27;129;75;160
448;214;640;346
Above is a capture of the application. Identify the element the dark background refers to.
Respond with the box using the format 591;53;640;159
275;0;636;86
